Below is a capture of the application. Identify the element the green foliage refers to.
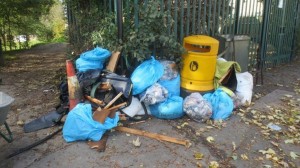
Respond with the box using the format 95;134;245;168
92;0;184;64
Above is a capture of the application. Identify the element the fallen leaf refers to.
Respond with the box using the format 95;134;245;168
263;165;272;168
241;154;249;160
232;141;236;151
271;156;279;162
194;152;204;160
208;161;219;168
278;161;289;168
206;136;214;143
284;94;293;98
231;153;238;160
132;137;141;147
270;141;279;147
17;120;24;126
290;151;299;159
181;122;189;127
284;139;294;144
259;148;276;155
266;154;272;159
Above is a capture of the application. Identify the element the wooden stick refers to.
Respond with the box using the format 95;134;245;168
104;92;123;109
107;102;127;111
85;95;104;106
115;126;191;148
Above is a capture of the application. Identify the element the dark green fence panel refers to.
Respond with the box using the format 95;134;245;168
263;0;299;67
67;0;300;68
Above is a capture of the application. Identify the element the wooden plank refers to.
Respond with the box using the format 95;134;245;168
115;126;191;148
106;51;121;72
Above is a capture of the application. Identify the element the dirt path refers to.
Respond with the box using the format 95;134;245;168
0;43;68;163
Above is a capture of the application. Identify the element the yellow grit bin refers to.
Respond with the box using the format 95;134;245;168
180;35;219;92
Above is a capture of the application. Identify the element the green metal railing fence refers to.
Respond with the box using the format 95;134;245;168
67;0;300;69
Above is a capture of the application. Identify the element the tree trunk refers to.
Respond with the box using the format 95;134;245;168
0;38;4;66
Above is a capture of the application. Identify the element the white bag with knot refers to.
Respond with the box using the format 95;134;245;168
235;72;253;106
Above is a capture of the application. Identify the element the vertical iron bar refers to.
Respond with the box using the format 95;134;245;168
290;0;300;60
109;0;112;13
203;0;207;34
167;0;171;36
234;0;241;34
259;0;271;84
186;0;191;36
160;0;164;14
278;0;287;57
217;0;221;35
175;0;178;40
134;0;139;30
180;0;184;42
208;0;211;35
212;0;217;36
192;0;196;34
244;0;249;34
197;0;202;34
222;0;226;34
117;0;123;42
228;0;234;34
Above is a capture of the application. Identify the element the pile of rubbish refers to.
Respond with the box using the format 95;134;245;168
14;46;253;156
62;46;253;143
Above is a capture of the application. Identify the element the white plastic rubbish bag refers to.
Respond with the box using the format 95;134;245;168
235;72;253;106
183;93;212;122
139;83;168;105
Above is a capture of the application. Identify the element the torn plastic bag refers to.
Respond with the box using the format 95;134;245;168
203;88;234;120
149;95;184;119
139;83;168;105
158;75;180;96
183;93;212;122
63;103;119;142
130;56;164;95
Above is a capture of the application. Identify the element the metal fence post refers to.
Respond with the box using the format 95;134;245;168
258;0;271;84
117;0;123;42
234;0;241;34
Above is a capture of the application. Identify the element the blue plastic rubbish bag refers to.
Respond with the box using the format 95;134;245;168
63;103;119;142
75;47;111;72
149;95;184;119
80;47;111;61
76;57;104;72
131;56;164;95
203;88;234;120
158;75;180;96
